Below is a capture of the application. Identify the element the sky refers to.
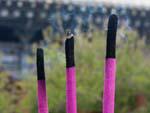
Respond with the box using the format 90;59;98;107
52;0;150;8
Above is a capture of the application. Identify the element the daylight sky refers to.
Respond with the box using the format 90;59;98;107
51;0;150;8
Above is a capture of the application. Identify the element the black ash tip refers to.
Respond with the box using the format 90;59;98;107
65;32;75;68
37;48;45;80
106;14;118;58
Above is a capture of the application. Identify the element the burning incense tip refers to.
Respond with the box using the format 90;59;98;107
66;30;74;39
106;14;118;58
37;48;45;80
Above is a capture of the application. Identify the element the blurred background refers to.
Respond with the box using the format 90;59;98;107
0;0;150;113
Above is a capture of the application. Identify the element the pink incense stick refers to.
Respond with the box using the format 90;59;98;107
37;48;49;113
103;14;118;113
65;31;77;113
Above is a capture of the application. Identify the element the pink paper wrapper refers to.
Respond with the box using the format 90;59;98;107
38;80;49;113
66;67;77;113
103;58;116;113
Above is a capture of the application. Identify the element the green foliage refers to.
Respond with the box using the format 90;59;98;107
0;32;150;113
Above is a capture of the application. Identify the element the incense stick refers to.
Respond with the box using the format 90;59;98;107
65;31;77;113
36;48;49;113
103;14;118;113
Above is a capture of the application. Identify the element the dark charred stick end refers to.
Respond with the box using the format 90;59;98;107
37;48;45;80
106;14;118;58
65;31;75;68
66;29;74;39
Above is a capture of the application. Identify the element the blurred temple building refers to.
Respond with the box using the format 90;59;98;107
0;0;51;74
0;0;149;75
